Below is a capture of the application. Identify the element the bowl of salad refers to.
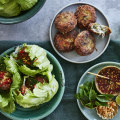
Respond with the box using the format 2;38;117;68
0;44;65;120
0;0;46;24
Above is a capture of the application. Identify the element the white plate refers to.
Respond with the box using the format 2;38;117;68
49;2;110;63
76;62;120;120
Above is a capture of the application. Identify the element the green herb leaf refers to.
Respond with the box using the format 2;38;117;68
74;94;80;99
95;101;108;106
81;90;89;104
79;87;84;99
85;102;93;108
96;96;110;102
98;94;114;99
89;89;97;101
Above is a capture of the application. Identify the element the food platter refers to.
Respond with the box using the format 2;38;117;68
50;2;110;63
0;45;65;120
76;62;120;120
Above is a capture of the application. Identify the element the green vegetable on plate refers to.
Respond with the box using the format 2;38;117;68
75;81;114;109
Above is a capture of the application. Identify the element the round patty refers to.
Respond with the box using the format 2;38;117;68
54;12;77;34
75;5;96;29
54;30;78;52
74;30;96;56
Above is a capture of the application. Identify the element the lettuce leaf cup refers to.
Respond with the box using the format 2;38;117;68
11;44;53;76
14;73;58;108
11;44;59;108
0;56;21;113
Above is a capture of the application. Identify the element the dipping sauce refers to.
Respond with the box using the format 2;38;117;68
95;66;120;96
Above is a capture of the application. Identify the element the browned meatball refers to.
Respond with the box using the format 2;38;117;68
74;30;96;56
54;12;77;34
75;5;96;29
54;30;78;52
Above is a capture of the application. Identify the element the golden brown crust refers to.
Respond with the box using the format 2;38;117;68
96;101;118;119
88;23;97;34
88;23;112;35
54;12;77;34
74;30;96;56
75;5;96;29
54;30;78;52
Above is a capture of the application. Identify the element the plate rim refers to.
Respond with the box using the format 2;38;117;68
76;61;120;120
0;45;65;120
49;2;111;64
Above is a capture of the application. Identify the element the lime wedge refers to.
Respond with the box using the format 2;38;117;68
116;95;120;106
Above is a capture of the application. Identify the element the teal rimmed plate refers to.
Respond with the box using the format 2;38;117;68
0;0;46;24
76;62;120;120
0;46;65;120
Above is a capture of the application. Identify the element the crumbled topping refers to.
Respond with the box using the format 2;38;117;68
96;101;118;119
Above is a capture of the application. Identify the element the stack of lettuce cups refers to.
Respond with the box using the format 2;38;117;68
0;0;46;24
0;44;59;114
0;0;39;17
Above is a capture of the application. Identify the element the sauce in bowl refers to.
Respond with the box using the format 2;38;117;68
95;66;120;96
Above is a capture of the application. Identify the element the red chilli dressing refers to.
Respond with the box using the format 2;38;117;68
96;66;120;95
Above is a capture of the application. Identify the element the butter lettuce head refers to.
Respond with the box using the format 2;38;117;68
0;0;21;17
14;75;59;108
0;56;21;113
17;0;38;11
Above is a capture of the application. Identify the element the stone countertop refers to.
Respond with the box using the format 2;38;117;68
0;0;120;42
0;0;120;120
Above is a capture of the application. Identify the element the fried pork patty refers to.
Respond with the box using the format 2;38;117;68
88;23;112;36
54;30;78;52
75;5;96;29
54;12;77;34
74;30;96;56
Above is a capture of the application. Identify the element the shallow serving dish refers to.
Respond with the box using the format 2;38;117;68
0;46;65;120
50;2;110;63
76;62;120;120
0;0;46;24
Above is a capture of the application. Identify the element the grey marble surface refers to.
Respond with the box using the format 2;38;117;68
0;0;120;42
